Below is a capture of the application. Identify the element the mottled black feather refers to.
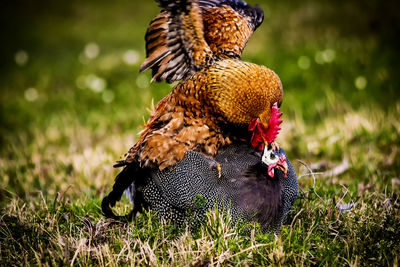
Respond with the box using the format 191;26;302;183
101;162;149;221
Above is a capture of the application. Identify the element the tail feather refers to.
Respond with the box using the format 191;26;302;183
102;163;148;221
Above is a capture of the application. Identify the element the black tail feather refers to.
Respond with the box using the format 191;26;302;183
113;160;127;168
102;162;148;221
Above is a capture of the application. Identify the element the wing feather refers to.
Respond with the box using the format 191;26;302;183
199;0;264;58
140;1;213;83
140;0;264;83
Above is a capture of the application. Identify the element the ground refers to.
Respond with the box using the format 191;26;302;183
0;0;399;265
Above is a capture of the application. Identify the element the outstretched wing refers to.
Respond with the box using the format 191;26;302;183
141;0;264;83
199;0;264;58
140;0;213;83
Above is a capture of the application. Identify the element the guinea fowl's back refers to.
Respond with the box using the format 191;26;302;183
126;143;298;231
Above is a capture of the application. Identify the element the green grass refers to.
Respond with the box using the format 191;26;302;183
1;0;399;265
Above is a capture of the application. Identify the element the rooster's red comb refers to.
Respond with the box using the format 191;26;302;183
265;103;283;144
249;103;283;150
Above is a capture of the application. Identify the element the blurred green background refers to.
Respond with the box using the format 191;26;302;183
1;0;399;200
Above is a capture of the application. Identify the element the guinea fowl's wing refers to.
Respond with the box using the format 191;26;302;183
199;0;264;58
141;0;264;83
140;0;213;83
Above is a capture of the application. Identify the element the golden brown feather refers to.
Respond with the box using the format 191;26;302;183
201;5;254;58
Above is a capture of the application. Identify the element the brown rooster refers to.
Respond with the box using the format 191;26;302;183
116;0;284;171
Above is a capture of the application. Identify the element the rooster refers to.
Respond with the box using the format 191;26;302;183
102;0;286;218
117;0;283;170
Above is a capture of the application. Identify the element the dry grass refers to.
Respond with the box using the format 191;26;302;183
1;103;399;266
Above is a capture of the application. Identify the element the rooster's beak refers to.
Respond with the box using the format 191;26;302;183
276;155;288;177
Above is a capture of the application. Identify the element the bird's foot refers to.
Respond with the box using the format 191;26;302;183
209;161;222;178
217;163;222;179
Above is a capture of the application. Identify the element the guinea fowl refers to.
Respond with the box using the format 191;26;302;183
108;142;298;232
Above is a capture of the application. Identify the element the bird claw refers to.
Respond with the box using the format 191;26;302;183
209;161;222;179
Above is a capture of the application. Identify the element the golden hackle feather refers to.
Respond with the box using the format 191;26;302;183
206;60;283;126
